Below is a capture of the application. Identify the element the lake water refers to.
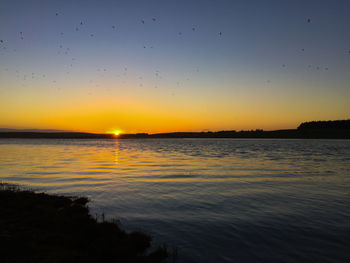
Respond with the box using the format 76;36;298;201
1;138;350;262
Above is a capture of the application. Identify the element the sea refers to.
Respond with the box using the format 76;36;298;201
1;138;350;262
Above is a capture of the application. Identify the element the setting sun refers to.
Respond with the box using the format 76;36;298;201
0;1;349;262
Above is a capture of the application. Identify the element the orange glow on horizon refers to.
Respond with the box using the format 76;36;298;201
1;1;350;135
1;77;349;133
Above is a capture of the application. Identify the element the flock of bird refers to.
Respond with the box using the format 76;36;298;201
0;14;349;94
1;12;215;94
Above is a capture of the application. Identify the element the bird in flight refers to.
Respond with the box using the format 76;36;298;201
307;18;311;23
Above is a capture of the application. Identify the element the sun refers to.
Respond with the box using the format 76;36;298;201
108;129;122;136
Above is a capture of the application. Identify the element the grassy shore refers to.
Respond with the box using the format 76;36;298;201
0;183;168;263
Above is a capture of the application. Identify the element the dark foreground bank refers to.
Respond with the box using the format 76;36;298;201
0;183;168;263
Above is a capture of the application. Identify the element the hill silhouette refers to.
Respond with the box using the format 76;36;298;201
0;119;349;139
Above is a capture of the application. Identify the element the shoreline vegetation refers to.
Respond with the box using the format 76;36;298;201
0;119;349;139
0;183;168;263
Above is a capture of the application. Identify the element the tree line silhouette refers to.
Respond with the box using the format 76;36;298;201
298;119;350;130
0;119;349;139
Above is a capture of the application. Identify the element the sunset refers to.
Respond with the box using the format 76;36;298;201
1;1;350;263
1;0;349;133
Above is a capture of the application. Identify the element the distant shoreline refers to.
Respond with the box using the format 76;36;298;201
1;120;349;139
0;129;349;139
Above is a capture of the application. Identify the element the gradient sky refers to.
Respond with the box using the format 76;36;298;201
1;0;349;133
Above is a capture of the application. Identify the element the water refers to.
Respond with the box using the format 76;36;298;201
1;138;350;262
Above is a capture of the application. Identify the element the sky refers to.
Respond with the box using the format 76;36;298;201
0;0;349;133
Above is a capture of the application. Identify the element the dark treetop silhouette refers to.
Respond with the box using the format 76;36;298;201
1;119;349;139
